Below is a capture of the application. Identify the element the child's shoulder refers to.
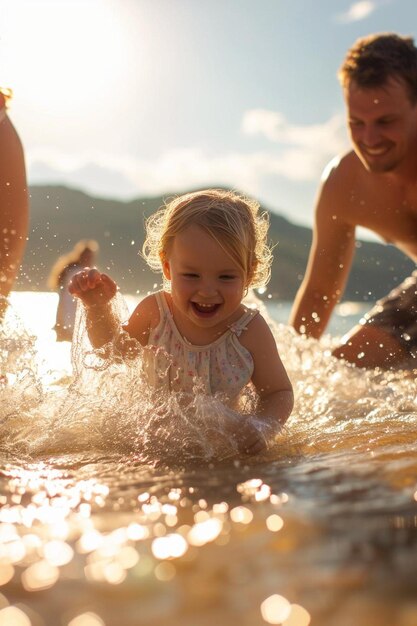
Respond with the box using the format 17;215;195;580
239;309;275;349
124;292;162;345
135;292;164;323
138;291;160;310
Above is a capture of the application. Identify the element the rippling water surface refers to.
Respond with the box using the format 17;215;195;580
0;292;416;626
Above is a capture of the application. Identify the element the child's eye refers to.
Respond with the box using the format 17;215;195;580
182;273;199;278
220;275;237;281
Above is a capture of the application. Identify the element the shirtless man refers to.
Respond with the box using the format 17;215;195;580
0;89;28;316
290;33;417;369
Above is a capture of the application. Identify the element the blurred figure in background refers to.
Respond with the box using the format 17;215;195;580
48;239;99;341
0;88;29;318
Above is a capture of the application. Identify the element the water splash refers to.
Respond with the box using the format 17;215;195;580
1;292;417;476
0;293;416;626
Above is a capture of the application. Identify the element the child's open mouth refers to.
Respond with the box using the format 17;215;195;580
191;302;220;316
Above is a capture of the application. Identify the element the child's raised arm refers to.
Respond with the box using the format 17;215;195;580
69;267;119;348
69;268;158;351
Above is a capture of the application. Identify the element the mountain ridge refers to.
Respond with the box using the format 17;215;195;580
18;184;415;302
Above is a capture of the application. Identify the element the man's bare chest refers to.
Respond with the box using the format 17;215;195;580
348;185;417;252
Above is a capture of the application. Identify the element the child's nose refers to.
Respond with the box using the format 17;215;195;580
198;279;217;297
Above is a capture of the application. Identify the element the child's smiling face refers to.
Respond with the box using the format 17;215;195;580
162;224;247;341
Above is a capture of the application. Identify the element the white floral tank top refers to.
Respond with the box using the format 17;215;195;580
142;291;258;398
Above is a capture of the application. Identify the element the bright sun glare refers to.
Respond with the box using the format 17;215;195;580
0;0;129;116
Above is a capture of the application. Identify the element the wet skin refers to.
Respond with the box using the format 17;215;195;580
290;77;417;367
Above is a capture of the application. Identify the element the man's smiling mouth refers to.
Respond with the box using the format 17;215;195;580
361;144;391;157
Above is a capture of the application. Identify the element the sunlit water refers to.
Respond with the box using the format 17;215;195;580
0;292;416;626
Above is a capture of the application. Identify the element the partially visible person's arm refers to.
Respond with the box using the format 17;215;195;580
290;161;356;338
0;115;29;301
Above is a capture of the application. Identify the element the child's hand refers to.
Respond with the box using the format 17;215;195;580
225;416;267;456
68;268;117;308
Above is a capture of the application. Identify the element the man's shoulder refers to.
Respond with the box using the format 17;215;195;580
315;151;366;223
321;150;360;184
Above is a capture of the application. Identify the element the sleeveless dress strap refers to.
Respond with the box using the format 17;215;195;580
228;308;259;337
154;291;170;317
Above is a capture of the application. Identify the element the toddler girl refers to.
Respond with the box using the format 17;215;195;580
69;189;293;455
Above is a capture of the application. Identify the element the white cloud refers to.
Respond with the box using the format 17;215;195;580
336;1;376;23
27;110;350;201
28;148;277;199
242;109;347;152
241;108;349;179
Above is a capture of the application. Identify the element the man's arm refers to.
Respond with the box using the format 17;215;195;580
290;165;356;338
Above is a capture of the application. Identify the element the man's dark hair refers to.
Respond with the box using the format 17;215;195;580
338;33;417;103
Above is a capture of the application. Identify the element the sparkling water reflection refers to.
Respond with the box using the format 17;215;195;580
0;292;416;626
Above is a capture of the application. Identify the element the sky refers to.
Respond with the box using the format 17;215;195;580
1;0;416;232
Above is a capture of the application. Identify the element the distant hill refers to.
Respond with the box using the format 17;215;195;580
17;184;415;302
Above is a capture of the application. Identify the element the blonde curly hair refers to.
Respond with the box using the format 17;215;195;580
142;188;273;290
